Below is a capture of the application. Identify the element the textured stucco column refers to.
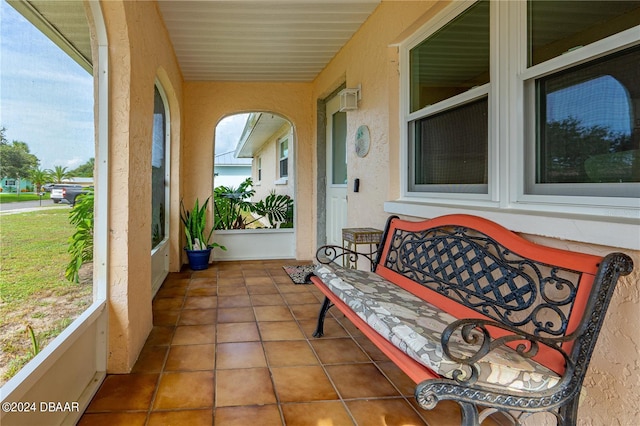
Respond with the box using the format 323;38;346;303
101;0;183;373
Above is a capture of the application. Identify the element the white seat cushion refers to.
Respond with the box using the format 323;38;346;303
315;263;560;393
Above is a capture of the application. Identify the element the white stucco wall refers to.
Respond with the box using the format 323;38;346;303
252;123;295;203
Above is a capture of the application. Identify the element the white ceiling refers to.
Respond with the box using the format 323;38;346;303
15;1;640;84
13;0;381;82
156;0;381;81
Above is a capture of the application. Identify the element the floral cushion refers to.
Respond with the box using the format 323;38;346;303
314;263;560;393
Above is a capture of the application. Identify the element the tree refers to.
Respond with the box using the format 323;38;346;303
47;165;73;183
69;158;94;177
543;117;632;183
29;168;52;193
0;127;39;179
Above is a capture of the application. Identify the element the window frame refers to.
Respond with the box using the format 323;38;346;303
400;0;499;206
257;156;262;183
391;0;640;250
515;23;640;212
279;135;289;179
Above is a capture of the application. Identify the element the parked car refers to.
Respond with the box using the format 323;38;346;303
50;184;86;206
43;183;56;192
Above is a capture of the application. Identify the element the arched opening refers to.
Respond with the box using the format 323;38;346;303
213;112;296;261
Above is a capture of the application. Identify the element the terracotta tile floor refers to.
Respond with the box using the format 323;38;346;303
78;260;470;426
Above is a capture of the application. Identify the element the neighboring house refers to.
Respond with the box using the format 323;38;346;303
2;2;638;426
0;177;32;193
67;177;94;187
234;112;294;202
213;151;251;189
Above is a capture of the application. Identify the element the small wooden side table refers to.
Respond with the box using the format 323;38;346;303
342;227;383;269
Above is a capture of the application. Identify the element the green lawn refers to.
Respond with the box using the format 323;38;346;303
0;193;51;203
0;208;92;383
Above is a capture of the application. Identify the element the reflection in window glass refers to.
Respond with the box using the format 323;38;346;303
409;0;489;113
535;46;639;190
151;86;166;248
528;1;640;67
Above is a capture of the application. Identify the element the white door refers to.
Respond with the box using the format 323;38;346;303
325;95;348;245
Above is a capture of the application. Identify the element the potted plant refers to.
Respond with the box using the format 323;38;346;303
180;196;226;270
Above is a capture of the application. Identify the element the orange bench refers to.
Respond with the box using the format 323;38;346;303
310;214;633;425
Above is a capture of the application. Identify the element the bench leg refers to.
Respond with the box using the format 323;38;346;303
312;296;333;338
557;397;578;426
459;402;480;426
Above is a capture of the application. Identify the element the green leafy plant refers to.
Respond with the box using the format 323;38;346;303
180;196;226;251
213;178;255;229
252;191;294;228
26;324;40;356
213;178;294;229
65;189;94;283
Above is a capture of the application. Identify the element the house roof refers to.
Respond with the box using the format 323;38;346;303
234;113;290;158
7;0;92;73
215;151;252;166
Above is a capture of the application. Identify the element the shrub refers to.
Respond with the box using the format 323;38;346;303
65;189;94;283
214;178;294;229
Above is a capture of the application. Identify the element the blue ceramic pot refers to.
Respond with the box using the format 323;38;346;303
185;248;211;270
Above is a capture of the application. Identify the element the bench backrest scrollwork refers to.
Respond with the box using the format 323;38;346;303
374;214;633;375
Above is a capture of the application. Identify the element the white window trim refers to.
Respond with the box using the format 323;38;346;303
391;0;640;250
278;135;289;178
400;0;498;205
274;177;288;185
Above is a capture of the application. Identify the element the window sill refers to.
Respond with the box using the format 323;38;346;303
384;199;640;250
274;178;288;185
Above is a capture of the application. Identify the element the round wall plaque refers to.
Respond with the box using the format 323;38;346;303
355;125;370;158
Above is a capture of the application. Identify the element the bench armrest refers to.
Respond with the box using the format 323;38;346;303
415;317;577;415
315;245;375;270
441;318;574;385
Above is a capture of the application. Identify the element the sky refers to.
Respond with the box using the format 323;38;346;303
215;113;249;156
0;1;247;173
1;1;94;171
547;75;631;135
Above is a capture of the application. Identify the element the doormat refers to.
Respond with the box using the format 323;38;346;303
283;265;315;285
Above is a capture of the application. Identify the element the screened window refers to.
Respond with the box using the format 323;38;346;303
279;137;288;178
526;3;640;198
409;0;489;113
407;0;489;194
401;0;639;213
410;98;488;192
528;1;640;67
257;156;262;182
